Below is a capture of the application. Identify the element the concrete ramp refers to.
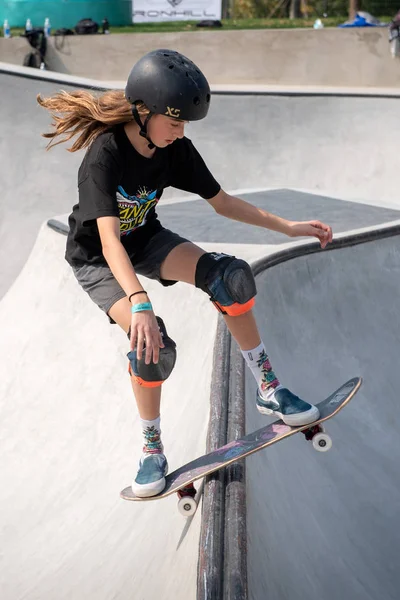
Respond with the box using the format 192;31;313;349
245;225;400;600
0;221;220;600
2;64;400;599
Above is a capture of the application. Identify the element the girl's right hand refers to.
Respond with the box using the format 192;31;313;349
130;310;164;365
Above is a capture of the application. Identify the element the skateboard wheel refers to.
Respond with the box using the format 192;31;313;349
178;496;197;517
312;432;332;452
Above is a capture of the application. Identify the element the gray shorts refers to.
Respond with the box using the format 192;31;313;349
72;228;190;323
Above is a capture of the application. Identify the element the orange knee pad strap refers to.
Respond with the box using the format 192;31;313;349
213;297;255;316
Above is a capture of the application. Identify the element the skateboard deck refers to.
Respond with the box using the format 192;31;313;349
121;377;362;510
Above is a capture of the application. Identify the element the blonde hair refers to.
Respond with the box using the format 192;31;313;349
37;89;149;152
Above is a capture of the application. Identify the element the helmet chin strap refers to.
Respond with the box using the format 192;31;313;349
131;104;156;150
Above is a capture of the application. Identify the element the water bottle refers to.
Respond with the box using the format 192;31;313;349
3;19;11;38
25;18;33;32
44;17;51;37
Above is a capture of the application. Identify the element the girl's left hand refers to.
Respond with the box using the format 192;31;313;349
287;220;333;249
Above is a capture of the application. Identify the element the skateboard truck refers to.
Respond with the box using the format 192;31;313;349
302;424;332;452
177;483;197;517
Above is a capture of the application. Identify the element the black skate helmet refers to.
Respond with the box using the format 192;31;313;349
125;49;211;147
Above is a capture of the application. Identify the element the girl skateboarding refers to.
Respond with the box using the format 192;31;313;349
38;49;332;497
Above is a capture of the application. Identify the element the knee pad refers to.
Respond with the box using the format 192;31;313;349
195;252;256;316
127;316;177;387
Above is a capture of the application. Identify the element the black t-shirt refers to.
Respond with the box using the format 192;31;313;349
65;124;221;266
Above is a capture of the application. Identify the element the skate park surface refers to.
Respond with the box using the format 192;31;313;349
1;64;400;599
1;28;399;88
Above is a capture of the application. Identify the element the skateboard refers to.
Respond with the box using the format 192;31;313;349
120;377;362;517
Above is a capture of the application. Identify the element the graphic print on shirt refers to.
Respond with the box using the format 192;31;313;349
117;186;159;236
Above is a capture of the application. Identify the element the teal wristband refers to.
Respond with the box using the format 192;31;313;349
131;302;153;314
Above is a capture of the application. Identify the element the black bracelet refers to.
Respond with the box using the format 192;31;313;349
128;291;148;303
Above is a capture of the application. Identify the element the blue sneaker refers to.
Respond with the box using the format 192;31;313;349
256;387;320;426
132;451;168;498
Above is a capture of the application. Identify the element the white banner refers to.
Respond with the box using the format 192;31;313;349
132;0;222;23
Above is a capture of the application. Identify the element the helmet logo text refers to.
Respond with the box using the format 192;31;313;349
165;106;181;118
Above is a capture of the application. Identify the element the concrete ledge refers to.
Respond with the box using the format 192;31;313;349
1;27;400;88
2;60;400;97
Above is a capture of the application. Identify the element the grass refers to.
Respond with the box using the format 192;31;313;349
93;15;393;32
3;16;393;37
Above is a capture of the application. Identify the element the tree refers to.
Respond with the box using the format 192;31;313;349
290;0;302;18
349;0;358;19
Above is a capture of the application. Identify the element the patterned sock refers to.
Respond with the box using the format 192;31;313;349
241;341;282;399
140;416;163;454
